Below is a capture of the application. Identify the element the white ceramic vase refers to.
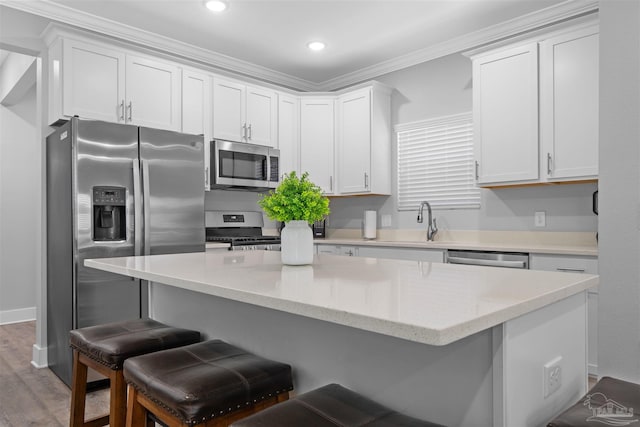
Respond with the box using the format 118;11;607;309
280;220;314;265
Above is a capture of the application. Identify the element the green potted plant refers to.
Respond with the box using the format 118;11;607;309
259;171;330;265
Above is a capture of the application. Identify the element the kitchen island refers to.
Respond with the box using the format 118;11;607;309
85;251;597;427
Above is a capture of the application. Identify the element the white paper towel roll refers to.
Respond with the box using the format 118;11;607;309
363;210;377;239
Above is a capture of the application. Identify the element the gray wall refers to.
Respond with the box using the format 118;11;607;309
597;0;640;382
0;85;38;316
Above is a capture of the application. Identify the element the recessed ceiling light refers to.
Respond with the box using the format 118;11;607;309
307;41;326;52
205;0;227;12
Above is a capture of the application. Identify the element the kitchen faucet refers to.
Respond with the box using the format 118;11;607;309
417;201;438;241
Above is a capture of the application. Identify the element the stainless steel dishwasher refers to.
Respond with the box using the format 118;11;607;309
446;249;529;269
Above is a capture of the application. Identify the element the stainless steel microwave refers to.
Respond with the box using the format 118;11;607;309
210;139;280;190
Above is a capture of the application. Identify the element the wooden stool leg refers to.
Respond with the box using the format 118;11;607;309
126;385;148;427
69;350;88;427
110;369;127;427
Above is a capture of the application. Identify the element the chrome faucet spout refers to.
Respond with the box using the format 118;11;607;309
417;201;438;241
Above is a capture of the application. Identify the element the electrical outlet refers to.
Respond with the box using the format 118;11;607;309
535;211;546;227
543;356;562;398
381;214;392;228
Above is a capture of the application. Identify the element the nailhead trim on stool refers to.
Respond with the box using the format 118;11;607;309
123;339;294;426
230;383;446;427
547;376;640;427
68;318;201;427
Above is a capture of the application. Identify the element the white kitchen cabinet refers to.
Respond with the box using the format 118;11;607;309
472;43;539;185
529;253;598;375
59;39;125;123
300;97;335;194
212;78;277;146
337;84;392;195
182;68;212;189
125;55;182;131
49;38;181;131
277;93;299;176
540;26;599;181
471;24;599;187
356;246;444;263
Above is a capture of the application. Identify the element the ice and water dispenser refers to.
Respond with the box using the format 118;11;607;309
92;186;126;241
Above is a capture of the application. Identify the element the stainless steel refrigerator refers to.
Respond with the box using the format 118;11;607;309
46;117;204;386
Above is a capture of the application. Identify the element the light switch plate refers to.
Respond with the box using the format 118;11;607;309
534;211;546;227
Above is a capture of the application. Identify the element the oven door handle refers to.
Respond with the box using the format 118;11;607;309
447;257;526;269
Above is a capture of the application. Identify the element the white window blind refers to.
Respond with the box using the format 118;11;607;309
396;112;480;210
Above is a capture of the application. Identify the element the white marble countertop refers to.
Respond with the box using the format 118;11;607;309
85;251;597;346
314;237;598;256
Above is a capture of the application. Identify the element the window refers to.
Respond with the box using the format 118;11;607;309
396;112;480;210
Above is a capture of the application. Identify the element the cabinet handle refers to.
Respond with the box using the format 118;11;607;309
248;124;252;140
547;153;552;175
475;161;479;180
242;123;247;140
119;100;125;121
329;176;333;192
127;101;133;122
205;166;209;187
364;172;369;188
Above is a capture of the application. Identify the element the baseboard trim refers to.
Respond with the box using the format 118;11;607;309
0;307;36;325
31;343;48;368
588;363;598;377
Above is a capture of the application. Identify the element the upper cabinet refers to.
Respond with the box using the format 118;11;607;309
125;55;182;131
277;93;300;177
337;84;391;195
300;97;335;194
182;68;212;190
212;78;277;147
50;38;182;131
471;24;599;187
540;26;599;181
472;43;539;185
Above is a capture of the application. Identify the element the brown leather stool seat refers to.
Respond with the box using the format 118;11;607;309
230;383;446;427
123;339;294;426
547;376;640;426
68;318;201;427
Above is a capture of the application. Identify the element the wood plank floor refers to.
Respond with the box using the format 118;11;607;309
0;321;109;427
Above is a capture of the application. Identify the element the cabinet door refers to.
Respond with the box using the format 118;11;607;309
278;94;299;176
62;40;125;122
126;55;181;131
182;69;212;189
212;78;246;142
338;88;371;194
541;27;599;180
356;246;444;263
246;86;277;147
300;98;335;194
473;43;539;185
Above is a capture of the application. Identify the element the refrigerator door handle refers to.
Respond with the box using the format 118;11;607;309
142;159;151;255
133;160;142;256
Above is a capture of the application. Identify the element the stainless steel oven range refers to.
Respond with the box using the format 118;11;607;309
206;210;281;251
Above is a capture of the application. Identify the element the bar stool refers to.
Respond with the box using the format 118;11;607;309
123;339;294;427
68;318;201;427
230;383;446;427
547;376;639;426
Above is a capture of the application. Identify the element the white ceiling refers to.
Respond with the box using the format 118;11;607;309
1;0;597;90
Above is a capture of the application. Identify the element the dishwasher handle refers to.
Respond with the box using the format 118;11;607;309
447;256;527;269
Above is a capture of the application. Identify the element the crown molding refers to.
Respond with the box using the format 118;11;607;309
320;0;599;90
0;0;322;91
1;0;598;92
